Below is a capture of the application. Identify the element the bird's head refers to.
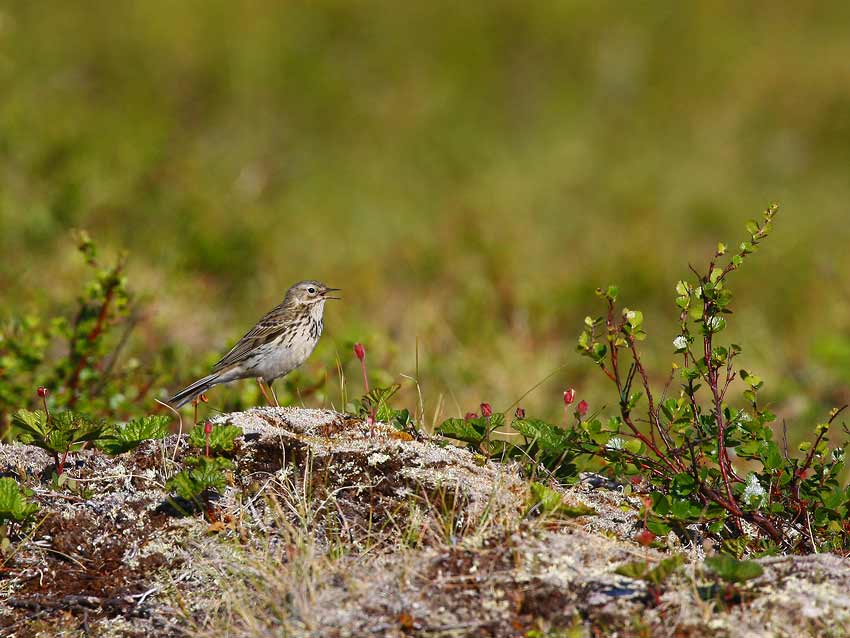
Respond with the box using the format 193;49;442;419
285;280;340;307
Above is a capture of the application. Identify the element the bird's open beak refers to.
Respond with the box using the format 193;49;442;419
323;287;342;300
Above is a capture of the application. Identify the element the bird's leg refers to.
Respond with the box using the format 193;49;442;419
268;380;280;407
256;377;274;406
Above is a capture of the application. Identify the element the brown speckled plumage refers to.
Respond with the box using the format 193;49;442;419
168;280;339;408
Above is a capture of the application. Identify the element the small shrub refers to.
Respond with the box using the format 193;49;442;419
0;232;164;436
572;205;850;554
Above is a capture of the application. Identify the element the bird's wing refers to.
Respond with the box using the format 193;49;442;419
212;306;289;372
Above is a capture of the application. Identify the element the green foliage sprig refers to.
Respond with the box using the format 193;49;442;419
187;422;241;454
574;205;850;553
166;456;234;511
97;415;171;455
0;232;163;434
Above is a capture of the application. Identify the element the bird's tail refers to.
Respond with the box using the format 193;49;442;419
168;373;221;408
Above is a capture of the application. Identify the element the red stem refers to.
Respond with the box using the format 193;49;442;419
359;358;370;395
58;449;69;476
67;284;117;409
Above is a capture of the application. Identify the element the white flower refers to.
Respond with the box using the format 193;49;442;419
673;335;688;350
606;436;625;450
743;473;766;509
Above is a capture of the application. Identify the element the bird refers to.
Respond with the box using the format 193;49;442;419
167;280;339;408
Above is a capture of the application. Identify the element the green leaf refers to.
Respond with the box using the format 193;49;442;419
624;309;643;328
358;384;402;420
98;415;170;455
670;498;701;519
0;478;38;524
528;482;596;518
591;343;607;361
436;418;486;445
759;441;783;471
166;456;233;502
671;473;697;497
705;555;764;583
513;419;573;455
188;422;242;453
12;409;49;437
623;439;643;454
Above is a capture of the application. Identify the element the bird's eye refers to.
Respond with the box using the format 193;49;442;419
307;287;316;294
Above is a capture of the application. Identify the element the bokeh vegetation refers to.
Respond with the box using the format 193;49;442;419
2;1;850;427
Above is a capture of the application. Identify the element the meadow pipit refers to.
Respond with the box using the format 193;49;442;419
168;280;339;408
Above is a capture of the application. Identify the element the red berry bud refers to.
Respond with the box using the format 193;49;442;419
204;420;213;435
480;402;493;417
563;389;576;405
37;387;48;398
635;530;656;547
577;400;589;417
464;412;478;421
515;407;526;420
354;343;366;361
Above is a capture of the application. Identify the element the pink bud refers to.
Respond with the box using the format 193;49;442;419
464;412;478;421
204;420;213;435
515;407;525;420
480;403;493;417
37;387;48;398
354;342;366;361
563;389;576;406
577;400;589;417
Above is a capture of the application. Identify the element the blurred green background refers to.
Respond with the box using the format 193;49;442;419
2;1;850;425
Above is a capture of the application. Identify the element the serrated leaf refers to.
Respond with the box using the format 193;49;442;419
167;456;233;502
513;419;572;455
98;415;171;454
358;384;402;419
0;477;38;523
12;410;49;439
188;423;242;453
436;418;486;445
